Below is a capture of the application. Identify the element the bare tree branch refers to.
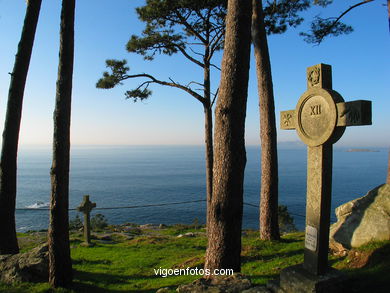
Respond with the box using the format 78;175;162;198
210;63;221;71
209;32;224;61
209;27;224;48
134;80;152;92
187;81;204;88
211;87;219;108
189;46;205;58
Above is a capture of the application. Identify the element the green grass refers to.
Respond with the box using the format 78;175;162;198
241;231;305;285
70;235;205;292
1;226;389;292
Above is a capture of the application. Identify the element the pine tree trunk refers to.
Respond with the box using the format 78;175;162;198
387;148;390;185
205;0;252;273
0;0;42;255
48;0;75;288
203;54;213;232
252;0;280;240
204;102;213;230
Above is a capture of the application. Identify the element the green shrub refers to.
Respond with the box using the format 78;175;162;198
91;213;108;230
278;205;297;234
69;214;83;230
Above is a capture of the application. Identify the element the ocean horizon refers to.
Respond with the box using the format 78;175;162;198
15;144;388;232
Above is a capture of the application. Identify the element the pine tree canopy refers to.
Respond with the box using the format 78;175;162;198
97;0;362;100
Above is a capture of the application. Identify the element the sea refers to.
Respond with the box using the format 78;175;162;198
15;145;388;232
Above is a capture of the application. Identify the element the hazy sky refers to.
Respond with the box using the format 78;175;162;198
0;0;389;147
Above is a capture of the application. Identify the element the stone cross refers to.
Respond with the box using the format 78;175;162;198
77;195;96;246
281;63;371;275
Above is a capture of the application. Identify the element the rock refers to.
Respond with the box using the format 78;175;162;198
330;184;390;249
329;240;348;256
177;273;252;293
122;226;141;235
0;243;48;283
139;224;157;229
271;264;346;293
96;234;112;241
119;233;134;240
177;232;195;238
156;287;170;293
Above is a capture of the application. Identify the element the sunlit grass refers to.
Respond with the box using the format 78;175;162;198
1;227;388;292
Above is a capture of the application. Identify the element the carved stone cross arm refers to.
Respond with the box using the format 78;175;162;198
280;64;371;147
281;100;371;131
77;195;96;214
336;100;372;127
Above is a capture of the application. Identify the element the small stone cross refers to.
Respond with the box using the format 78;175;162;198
281;64;372;275
77;195;96;246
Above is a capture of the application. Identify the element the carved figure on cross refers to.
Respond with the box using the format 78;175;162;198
281;63;371;275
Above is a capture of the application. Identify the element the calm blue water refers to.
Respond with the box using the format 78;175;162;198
15;145;388;232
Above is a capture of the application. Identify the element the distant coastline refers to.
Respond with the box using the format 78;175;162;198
346;148;380;153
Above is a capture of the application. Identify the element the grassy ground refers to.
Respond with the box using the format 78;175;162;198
1;225;389;293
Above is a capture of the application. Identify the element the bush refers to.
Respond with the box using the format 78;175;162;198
69;214;83;230
91;213;108;230
278;205;297;234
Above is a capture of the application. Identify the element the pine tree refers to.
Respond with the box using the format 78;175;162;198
204;0;252;272
252;0;280;240
96;0;227;231
0;0;42;255
48;0;75;287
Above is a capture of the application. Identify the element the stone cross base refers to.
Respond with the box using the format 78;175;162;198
268;265;346;293
80;241;95;247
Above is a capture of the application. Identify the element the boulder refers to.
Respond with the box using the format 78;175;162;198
330;184;390;250
0;243;48;283
139;224;157;229
177;232;195;238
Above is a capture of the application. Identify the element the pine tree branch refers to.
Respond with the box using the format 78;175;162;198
208;30;224;61
122;73;205;104
187;81;205;88
195;9;208;24
316;0;375;44
211;87;219;108
210;63;221;71
209;27;224;48
175;45;204;67
174;10;207;44
189;47;205;58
